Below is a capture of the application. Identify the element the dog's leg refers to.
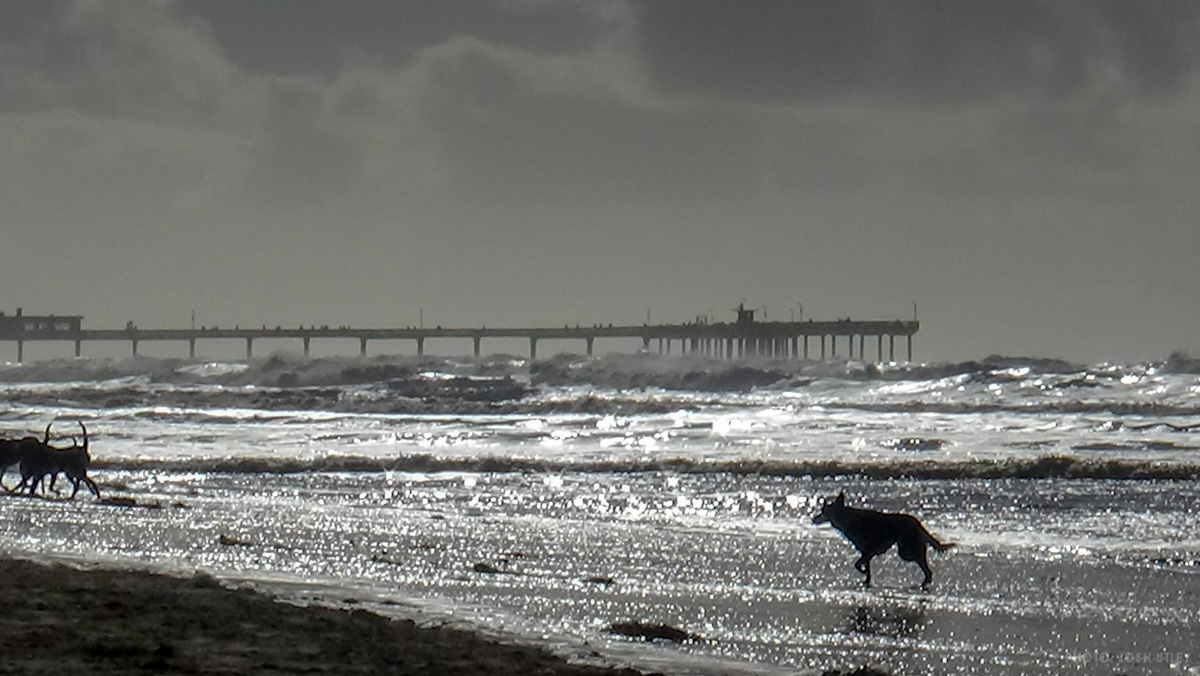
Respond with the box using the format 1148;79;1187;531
854;555;873;587
915;549;934;589
899;540;935;589
80;476;100;499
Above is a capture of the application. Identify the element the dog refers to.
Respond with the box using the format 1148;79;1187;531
813;492;954;589
16;421;98;499
0;426;53;492
1;422;98;499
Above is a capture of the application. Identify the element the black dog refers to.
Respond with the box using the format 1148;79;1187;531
814;492;954;589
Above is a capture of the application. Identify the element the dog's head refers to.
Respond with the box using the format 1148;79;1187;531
812;491;847;524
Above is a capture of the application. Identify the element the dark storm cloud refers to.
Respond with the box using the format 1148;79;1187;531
177;0;600;76
0;1;67;41
637;0;1200;102
0;0;243;121
4;0;1193;209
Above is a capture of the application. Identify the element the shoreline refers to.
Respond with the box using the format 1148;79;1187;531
0;556;653;676
0;555;898;676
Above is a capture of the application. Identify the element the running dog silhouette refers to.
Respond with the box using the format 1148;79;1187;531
813;492;954;589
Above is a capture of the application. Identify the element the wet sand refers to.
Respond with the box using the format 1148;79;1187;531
0;557;652;676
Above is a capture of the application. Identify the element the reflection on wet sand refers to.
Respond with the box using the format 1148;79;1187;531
843;601;929;639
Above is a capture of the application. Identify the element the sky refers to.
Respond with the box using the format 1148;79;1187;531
2;0;1199;364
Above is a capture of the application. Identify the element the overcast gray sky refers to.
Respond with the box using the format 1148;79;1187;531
2;0;1199;363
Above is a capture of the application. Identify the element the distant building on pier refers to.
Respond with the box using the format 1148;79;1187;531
0;308;83;338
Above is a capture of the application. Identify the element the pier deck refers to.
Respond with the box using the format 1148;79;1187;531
1;316;918;363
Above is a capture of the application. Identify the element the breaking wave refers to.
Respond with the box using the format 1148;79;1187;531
92;453;1200;481
0;351;1161;389
6;386;1200;420
0;352;1190;416
820;401;1200;417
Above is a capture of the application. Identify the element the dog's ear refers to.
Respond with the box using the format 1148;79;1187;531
835;491;846;505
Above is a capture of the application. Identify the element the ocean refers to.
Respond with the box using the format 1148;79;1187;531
1;351;1198;675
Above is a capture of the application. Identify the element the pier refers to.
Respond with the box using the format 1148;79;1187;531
0;307;918;363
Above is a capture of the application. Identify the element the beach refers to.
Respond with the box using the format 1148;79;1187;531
0;556;655;676
2;354;1199;674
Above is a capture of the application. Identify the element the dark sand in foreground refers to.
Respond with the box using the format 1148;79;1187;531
0;557;651;676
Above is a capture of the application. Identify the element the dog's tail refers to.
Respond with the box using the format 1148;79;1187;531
932;539;955;552
921;525;955;552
